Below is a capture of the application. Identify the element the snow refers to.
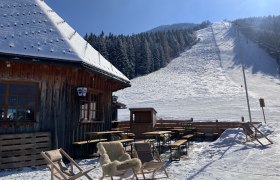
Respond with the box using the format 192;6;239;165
0;0;129;83
1;22;280;179
116;22;280;122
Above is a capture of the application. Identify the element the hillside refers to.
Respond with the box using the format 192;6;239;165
115;22;280;122
148;23;198;32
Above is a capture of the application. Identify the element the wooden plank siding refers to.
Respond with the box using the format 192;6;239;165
0;60;127;156
0;132;51;170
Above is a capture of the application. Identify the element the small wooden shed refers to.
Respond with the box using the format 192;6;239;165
0;0;130;169
130;108;157;138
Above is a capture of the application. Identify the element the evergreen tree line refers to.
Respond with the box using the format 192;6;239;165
84;22;210;79
234;16;280;64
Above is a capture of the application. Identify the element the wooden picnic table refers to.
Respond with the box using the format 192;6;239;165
185;127;197;131
86;130;124;143
84;130;124;157
169;128;185;133
142;131;171;154
111;128;135;139
142;131;171;136
169;128;186;139
86;130;124;137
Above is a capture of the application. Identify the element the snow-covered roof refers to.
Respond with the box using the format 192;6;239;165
0;0;129;83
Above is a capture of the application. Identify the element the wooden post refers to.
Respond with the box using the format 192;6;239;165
259;98;266;124
261;107;266;124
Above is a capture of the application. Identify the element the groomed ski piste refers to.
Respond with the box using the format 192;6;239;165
1;22;280;179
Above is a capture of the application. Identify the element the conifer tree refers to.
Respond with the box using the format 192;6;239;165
83;22;210;78
97;31;109;59
114;38;131;77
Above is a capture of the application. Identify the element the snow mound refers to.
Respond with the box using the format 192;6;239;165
213;128;245;146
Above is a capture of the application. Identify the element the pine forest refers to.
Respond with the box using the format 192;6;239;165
84;21;210;79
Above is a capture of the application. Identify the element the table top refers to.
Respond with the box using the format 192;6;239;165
86;130;123;136
169;128;185;132
142;131;171;136
185;127;197;130
111;138;134;143
111;127;130;132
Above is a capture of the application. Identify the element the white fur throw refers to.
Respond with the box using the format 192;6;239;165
97;142;142;176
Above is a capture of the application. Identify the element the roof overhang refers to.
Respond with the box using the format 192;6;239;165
0;52;131;86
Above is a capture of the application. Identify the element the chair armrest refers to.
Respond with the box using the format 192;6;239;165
116;158;142;171
100;154;111;165
118;153;131;161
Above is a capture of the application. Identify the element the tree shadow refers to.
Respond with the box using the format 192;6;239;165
222;24;278;77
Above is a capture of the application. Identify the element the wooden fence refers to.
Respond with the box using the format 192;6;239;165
115;120;261;134
0;132;51;170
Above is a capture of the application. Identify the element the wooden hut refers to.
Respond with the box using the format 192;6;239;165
0;0;130;168
130;108;157;138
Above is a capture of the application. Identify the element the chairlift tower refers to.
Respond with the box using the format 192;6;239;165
236;25;253;123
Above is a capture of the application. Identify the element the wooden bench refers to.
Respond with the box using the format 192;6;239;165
169;139;188;161
212;133;219;140
72;138;107;145
182;134;194;145
120;132;136;139
112;138;134;144
182;134;193;139
196;132;205;141
72;138;107;158
134;139;156;144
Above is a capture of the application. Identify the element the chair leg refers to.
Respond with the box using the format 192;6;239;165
100;173;105;180
152;170;156;179
51;165;54;180
164;168;169;178
132;169;139;180
142;170;146;180
85;173;93;180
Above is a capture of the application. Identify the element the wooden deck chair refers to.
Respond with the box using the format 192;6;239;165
41;148;95;180
97;142;142;180
133;142;168;179
241;122;273;146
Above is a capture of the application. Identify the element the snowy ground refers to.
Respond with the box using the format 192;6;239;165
1;22;280;179
116;22;280;123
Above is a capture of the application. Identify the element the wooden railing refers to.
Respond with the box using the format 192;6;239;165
115;120;261;134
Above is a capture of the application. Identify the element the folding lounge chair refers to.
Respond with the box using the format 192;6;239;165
97;142;142;180
241;122;273;146
41;148;95;180
133;142;168;179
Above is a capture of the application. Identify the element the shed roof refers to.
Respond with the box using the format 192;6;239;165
0;0;130;84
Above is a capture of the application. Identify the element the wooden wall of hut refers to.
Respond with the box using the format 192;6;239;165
0;60;126;155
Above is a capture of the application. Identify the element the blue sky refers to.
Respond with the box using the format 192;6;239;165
45;0;280;35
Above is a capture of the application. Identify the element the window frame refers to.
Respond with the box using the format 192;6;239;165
0;80;38;123
79;90;103;123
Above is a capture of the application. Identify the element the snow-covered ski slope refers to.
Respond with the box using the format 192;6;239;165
116;22;280;122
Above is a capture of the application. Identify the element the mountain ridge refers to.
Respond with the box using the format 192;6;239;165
148;22;198;32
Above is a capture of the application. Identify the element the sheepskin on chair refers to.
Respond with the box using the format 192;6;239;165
97;142;142;178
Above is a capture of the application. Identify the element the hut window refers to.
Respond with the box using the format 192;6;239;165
79;92;101;122
0;82;37;121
